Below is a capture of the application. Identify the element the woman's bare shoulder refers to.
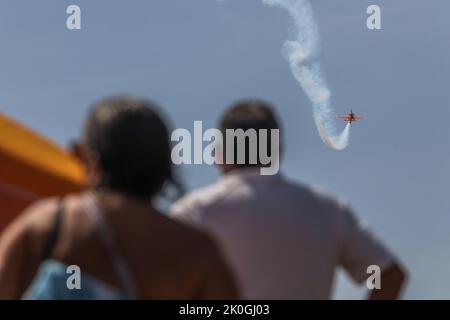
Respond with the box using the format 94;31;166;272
11;194;83;239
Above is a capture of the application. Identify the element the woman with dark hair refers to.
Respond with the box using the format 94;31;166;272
0;96;238;299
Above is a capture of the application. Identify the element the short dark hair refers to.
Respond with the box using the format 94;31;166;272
219;99;282;167
82;96;181;201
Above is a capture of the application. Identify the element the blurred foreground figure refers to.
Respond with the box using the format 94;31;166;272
171;99;407;299
0;96;237;300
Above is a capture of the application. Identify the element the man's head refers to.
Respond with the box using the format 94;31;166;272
79;96;180;201
219;99;282;175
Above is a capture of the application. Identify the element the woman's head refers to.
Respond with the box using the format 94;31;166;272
80;96;178;201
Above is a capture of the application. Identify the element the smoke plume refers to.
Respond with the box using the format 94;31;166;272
262;0;350;150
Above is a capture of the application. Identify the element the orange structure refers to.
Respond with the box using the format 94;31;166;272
0;113;86;233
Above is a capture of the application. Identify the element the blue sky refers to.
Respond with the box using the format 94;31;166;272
1;0;449;299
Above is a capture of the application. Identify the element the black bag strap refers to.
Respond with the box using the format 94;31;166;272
41;199;64;262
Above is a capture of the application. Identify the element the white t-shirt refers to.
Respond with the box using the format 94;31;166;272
170;168;396;299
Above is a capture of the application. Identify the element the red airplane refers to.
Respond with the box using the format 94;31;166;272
337;110;366;124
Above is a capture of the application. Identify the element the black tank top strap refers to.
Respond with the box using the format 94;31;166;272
41;199;65;262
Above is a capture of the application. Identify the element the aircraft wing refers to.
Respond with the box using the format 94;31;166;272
0;113;86;233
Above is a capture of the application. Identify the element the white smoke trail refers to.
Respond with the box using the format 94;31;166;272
262;0;350;150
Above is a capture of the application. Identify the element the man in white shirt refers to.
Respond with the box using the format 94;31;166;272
171;99;407;299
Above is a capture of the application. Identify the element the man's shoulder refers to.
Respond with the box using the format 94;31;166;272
170;178;236;221
171;175;350;220
279;177;351;216
281;176;344;202
309;184;349;208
